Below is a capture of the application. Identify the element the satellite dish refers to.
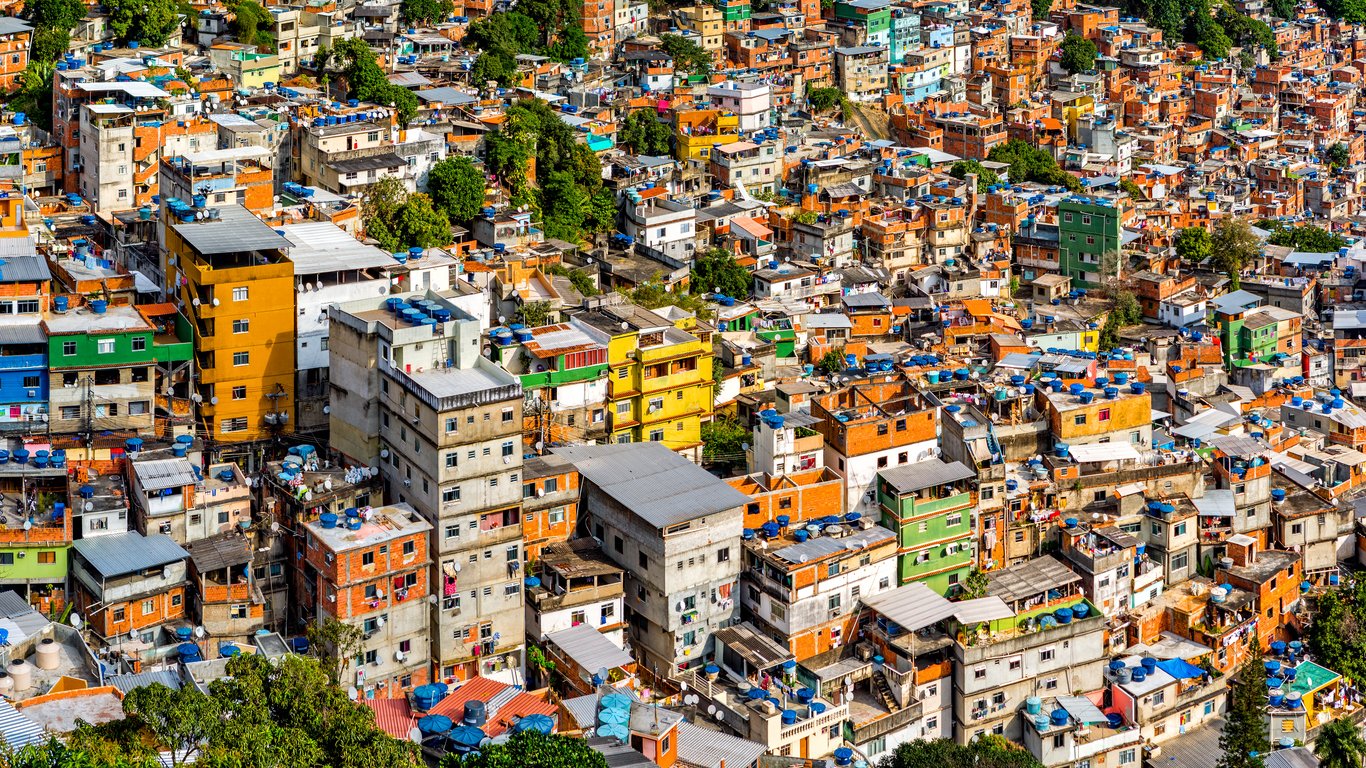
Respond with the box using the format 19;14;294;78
84;502;93;511
409;728;423;743
427;594;438;605
69;613;82;628
707;704;716;715
194;626;205;638
596;667;609;681
347;686;359;700
454;562;461;572
715;711;725;722
270;521;280;533
129;629;139;641
680;681;688;692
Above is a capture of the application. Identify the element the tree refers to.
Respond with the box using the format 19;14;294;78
1188;0;1232;61
988;140;1082;191
1211;218;1262;289
228;0;274;49
691;248;753;299
1327;142;1352;170
440;731;609;768
622;279;711;318
520;300;553;328
807;86;844;113
701;416;749;465
658;34;711;75
544;23;589;62
1260;221;1347;253
1309;580;1366;684
949;160;1001;192
471;49;521;87
333;39;419;125
104;0;183;46
1059;32;1097;73
23;0;86;30
1119;178;1145;200
393;194;453;250
547;263;599;296
1269;0;1296;18
465;11;539;55
1217;655;1271;768
817;348;845;375
1031;0;1051;18
1098;289;1141;350
9;60;54;132
619;109;672;156
1319;0;1366;22
960;568;990;599
1314;717;1366;768
540;170;591;242
877;735;1045;768
305;617;366;686
401;0;453;23
1174;226;1212;263
427;156;487;223
121;683;224;767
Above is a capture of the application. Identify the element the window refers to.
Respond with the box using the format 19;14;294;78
233;351;250;366
112;607;125;621
232;319;250;334
362;552;375;567
649;429;664;442
442;487;461;503
142;599;156;615
445;524;459;539
232;386;247;400
1009;658;1021;671
445;417;458;433
974;667;986;680
222;417;248;433
62;341;76;356
97;338;116;354
129;401;149;416
448;453;460;470
1119;749;1136;764
946;512;963;527
1172;552;1189;570
37;551;55;564
638;551;649;569
232;287;249;301
1098;408;1111;421
548;507;566;524
717;547;730;562
1043;678;1059;690
1040;648;1054;662
502;408;514;422
1074;414;1086;425
132;336;147;351
502;441;514;457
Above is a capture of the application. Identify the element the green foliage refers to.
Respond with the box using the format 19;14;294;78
305;616;366;686
1098;289;1141;349
104;0;183;46
1119;178;1144;200
877;734;1046;768
547;263;600;296
987;140;1082;191
817;347;845;375
1319;0;1366;21
23;0;86;30
1259;221;1347;252
1211;218;1262;288
1031;0;1052;18
1059;32;1097;73
1216;7;1277;57
806;86;845;113
465;0;581;65
960;568;990;599
622;279;712;318
949;160;1001;192
659;34;712;75
334;39;419;125
1308;580;1366;684
520;300;553;328
441;731;608;768
471;49;521;86
619;109;672;156
401;0;454;23
1314;717;1366;768
1217;652;1270;768
540;171;592;242
313;44;332;70
31;25;69;62
228;0;275;49
465;11;540;56
1188;0;1232;61
9;60;54;132
544;23;589;63
1327;142;1351;169
427;156;487;224
1174;226;1212;263
1269;0;1296;17
691;248;753;299
512;0;579;39
701;416;750;464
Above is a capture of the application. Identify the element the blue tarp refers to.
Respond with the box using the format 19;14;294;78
1157;658;1206;680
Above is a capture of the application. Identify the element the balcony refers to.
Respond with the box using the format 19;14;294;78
0;354;45;371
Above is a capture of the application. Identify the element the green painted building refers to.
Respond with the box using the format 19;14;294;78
835;0;892;47
0;463;73;601
877;459;976;595
712;0;752;24
43;304;160;435
1058;196;1127;289
1211;290;1266;367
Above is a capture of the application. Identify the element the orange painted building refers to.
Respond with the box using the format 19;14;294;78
522;454;581;564
70;531;190;647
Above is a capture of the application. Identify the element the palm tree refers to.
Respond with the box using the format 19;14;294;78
1315;717;1366;768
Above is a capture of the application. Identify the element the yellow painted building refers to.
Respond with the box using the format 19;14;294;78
161;203;296;459
574;302;714;461
675;109;740;162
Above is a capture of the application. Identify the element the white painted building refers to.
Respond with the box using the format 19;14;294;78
623;197;696;260
707;81;772;133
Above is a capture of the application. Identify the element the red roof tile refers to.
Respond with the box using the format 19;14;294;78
426;677;557;737
364;697;416;740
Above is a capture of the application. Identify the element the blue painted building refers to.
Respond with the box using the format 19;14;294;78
0;252;51;432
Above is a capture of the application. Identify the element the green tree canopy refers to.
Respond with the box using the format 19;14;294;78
544;23;589;63
1269;0;1296;17
401;0;454;24
1259;221;1347;253
1327;142;1351;169
105;0;183;46
1174;226;1212;263
440;731;608;768
427;156;487;224
619;109;672;156
9;60;54;132
807;86;845;113
465;11;540;55
1031;0;1052;18
691;248;753;299
547;263;599;296
23;0;86;30
659;34;712;75
877;735;1045;768
1314;717;1366;768
1216;653;1271;768
1319;0;1366;21
228;0;275;49
1209;217;1262;289
988;140;1082;191
701;416;750;465
949;160;1001;192
1059;32;1097;73
334;39;419;125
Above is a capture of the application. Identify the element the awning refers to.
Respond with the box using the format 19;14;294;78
862;582;956;632
1156;658;1206;680
545;623;633;673
1193;489;1235;518
132;270;159;293
1057;695;1109;725
713;623;792;672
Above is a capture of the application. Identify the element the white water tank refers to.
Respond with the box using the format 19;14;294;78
35;637;61;670
9;659;32;692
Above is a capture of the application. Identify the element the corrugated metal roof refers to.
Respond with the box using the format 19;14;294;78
172;205;290;256
546;623;632;674
108;668;183;694
73;531;189;579
676;721;765;768
185;533;252;573
552;443;751;529
770;526;895;565
862;582;956;632
0;323;47;344
987;555;1081;605
996;352;1041;370
0;589;33;618
1193;489;1235;518
0;699;45;749
1056;695;1109;725
0;254;51;283
950;596;1014;625
1210;434;1267;459
1067;443;1141;463
713;623;791;671
133;458;198;491
282;223;398;274
879;459;974;495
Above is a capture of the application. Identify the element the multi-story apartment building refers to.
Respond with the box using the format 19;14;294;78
161;204;296;462
44;303;158;437
710;141;783;196
1270;470;1348;583
0;460;71;601
296;111;406;194
835;46;890;103
298;503;432;698
811;381;939;516
70;531;191;649
584;0;615;56
1057;196;1128;289
877;459;976;593
525;539;625;646
0;220;51;434
573;300;715;460
707;81;772;132
1207;434;1273;547
522;453;581;563
128;458;251;543
556;441;749;676
184;531;263;644
742;522;898;661
490;322;610;446
0;18;32;93
623;196;698;259
1037;379;1153;449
